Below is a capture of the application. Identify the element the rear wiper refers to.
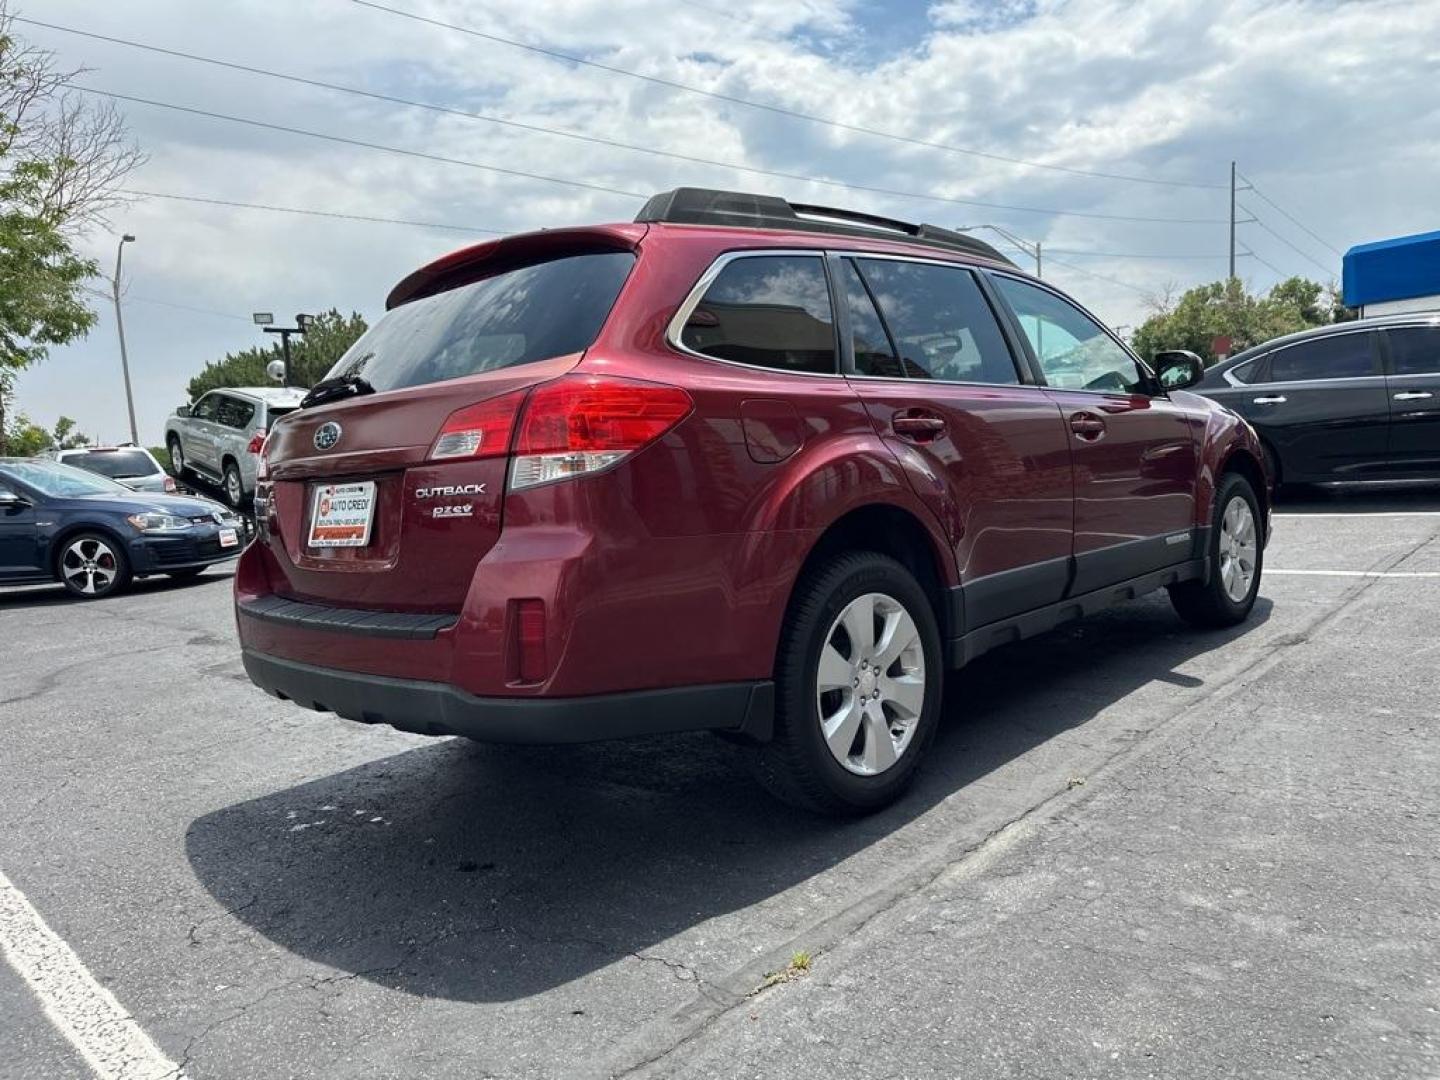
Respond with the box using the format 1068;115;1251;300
300;374;375;409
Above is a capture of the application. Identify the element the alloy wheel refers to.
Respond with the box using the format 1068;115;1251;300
815;591;927;776
1218;495;1258;603
61;537;119;596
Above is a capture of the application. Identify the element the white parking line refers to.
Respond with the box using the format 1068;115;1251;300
1273;512;1440;518
0;869;185;1080
1267;569;1440;578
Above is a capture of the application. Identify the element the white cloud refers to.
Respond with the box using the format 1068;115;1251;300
11;0;1439;442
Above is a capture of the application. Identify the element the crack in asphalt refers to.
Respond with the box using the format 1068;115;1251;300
604;521;1440;1079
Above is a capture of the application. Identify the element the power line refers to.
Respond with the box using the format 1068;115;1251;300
1238;204;1335;277
1240;248;1288;280
1236;172;1343;256
24;20;1228;225
73;86;647;201
83;284;251;322
349;0;1226;192
1043;256;1155;297
1045;248;1224;260
119;189;502;234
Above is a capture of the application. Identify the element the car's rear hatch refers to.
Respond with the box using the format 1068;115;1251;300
258;227;643;612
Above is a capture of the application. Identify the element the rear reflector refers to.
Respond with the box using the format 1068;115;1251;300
515;598;547;682
510;374;692;490
431;389;529;461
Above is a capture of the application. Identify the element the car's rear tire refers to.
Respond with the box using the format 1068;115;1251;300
746;551;942;815
1169;472;1263;628
56;532;132;599
222;459;244;508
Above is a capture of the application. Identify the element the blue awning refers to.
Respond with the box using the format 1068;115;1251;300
1343;229;1440;307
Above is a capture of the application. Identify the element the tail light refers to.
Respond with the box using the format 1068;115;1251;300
247;428;267;455
430;389;529;460
255;434;271;481
163;475;177;493
509;374;692;490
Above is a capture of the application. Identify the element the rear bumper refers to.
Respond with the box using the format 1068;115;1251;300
241;648;774;744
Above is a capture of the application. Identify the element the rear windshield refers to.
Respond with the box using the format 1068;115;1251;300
63;450;158;479
326;251;635;393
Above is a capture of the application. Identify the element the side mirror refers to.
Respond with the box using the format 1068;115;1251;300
0;490;28;508
176;404;192;417
1153;349;1205;391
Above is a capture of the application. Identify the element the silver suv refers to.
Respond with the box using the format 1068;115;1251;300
51;446;176;494
164;387;306;506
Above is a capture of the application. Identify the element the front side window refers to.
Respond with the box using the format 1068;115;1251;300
679;255;836;374
852;259;1018;384
1386;326;1440;376
191;394;219;421
328;251;636;393
993;275;1147;394
1269;334;1375;382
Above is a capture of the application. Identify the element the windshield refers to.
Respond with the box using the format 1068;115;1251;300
62;450;158;479
324;251;635;393
1;459;134;497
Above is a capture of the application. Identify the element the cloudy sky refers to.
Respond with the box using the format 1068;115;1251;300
12;0;1440;443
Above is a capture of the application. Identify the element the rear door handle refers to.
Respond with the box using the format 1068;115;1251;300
1394;391;1434;401
892;413;947;441
1252;395;1287;404
1069;412;1106;440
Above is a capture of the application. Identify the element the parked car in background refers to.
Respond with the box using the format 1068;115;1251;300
1195;314;1440;486
0;458;243;598
235;187;1270;815
49;445;177;494
165;387;307;507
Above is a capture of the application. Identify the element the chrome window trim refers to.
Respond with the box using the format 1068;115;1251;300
664;249;847;379
1254;329;1379;385
982;268;1160;392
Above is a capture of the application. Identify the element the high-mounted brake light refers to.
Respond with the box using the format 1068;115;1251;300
431;389;529;460
509;374;692;490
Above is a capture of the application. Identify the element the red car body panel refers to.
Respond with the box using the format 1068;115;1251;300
235;213;1270;743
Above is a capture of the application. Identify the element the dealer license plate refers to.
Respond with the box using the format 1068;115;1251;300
308;481;376;548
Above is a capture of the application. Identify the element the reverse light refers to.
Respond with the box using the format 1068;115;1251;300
431;389;528;460
509;375;692;491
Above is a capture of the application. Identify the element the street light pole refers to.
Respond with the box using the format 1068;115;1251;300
112;234;139;445
957;224;1042;278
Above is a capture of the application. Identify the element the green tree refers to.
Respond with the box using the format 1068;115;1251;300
186;309;369;400
0;3;143;451
2;412;52;456
1133;276;1355;366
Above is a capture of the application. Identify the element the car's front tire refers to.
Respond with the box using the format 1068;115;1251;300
56;532;132;599
747;551;942;815
168;436;189;480
1169;472;1263;628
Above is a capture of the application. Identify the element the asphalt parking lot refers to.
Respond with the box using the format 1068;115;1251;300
2;486;1438;1080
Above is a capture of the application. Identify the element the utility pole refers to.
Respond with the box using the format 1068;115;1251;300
112;234;140;445
956;224;1042;278
1229;161;1237;282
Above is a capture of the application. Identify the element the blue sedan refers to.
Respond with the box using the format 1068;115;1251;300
0;457;244;599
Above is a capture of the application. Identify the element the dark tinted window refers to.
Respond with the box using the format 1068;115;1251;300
191;394;219;421
1387;326;1440;375
329;252;635;393
1269;333;1375;382
1229;356;1265;384
64;450;158;479
839;260;900;377
214;396;256;429
993;275;1145;393
854;259;1018;384
681;255;835;374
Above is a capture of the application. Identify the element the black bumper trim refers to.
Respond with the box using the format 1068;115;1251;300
242;649;775;744
238;594;458;640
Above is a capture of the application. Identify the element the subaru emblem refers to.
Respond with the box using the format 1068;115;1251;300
313;421;342;451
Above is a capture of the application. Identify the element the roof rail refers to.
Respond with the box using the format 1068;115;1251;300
634;187;1016;266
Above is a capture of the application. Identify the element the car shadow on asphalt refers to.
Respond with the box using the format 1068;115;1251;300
184;593;1271;1003
1275;482;1440;513
0;568;236;610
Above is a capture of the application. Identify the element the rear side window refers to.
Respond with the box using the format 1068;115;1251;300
679;255;836;374
1386;326;1440;375
1228;356;1265;384
329;251;635;393
64;450;158;479
852;259;1018;384
1269;334;1375;382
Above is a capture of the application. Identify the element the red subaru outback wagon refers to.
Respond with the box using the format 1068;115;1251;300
236;188;1269;814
